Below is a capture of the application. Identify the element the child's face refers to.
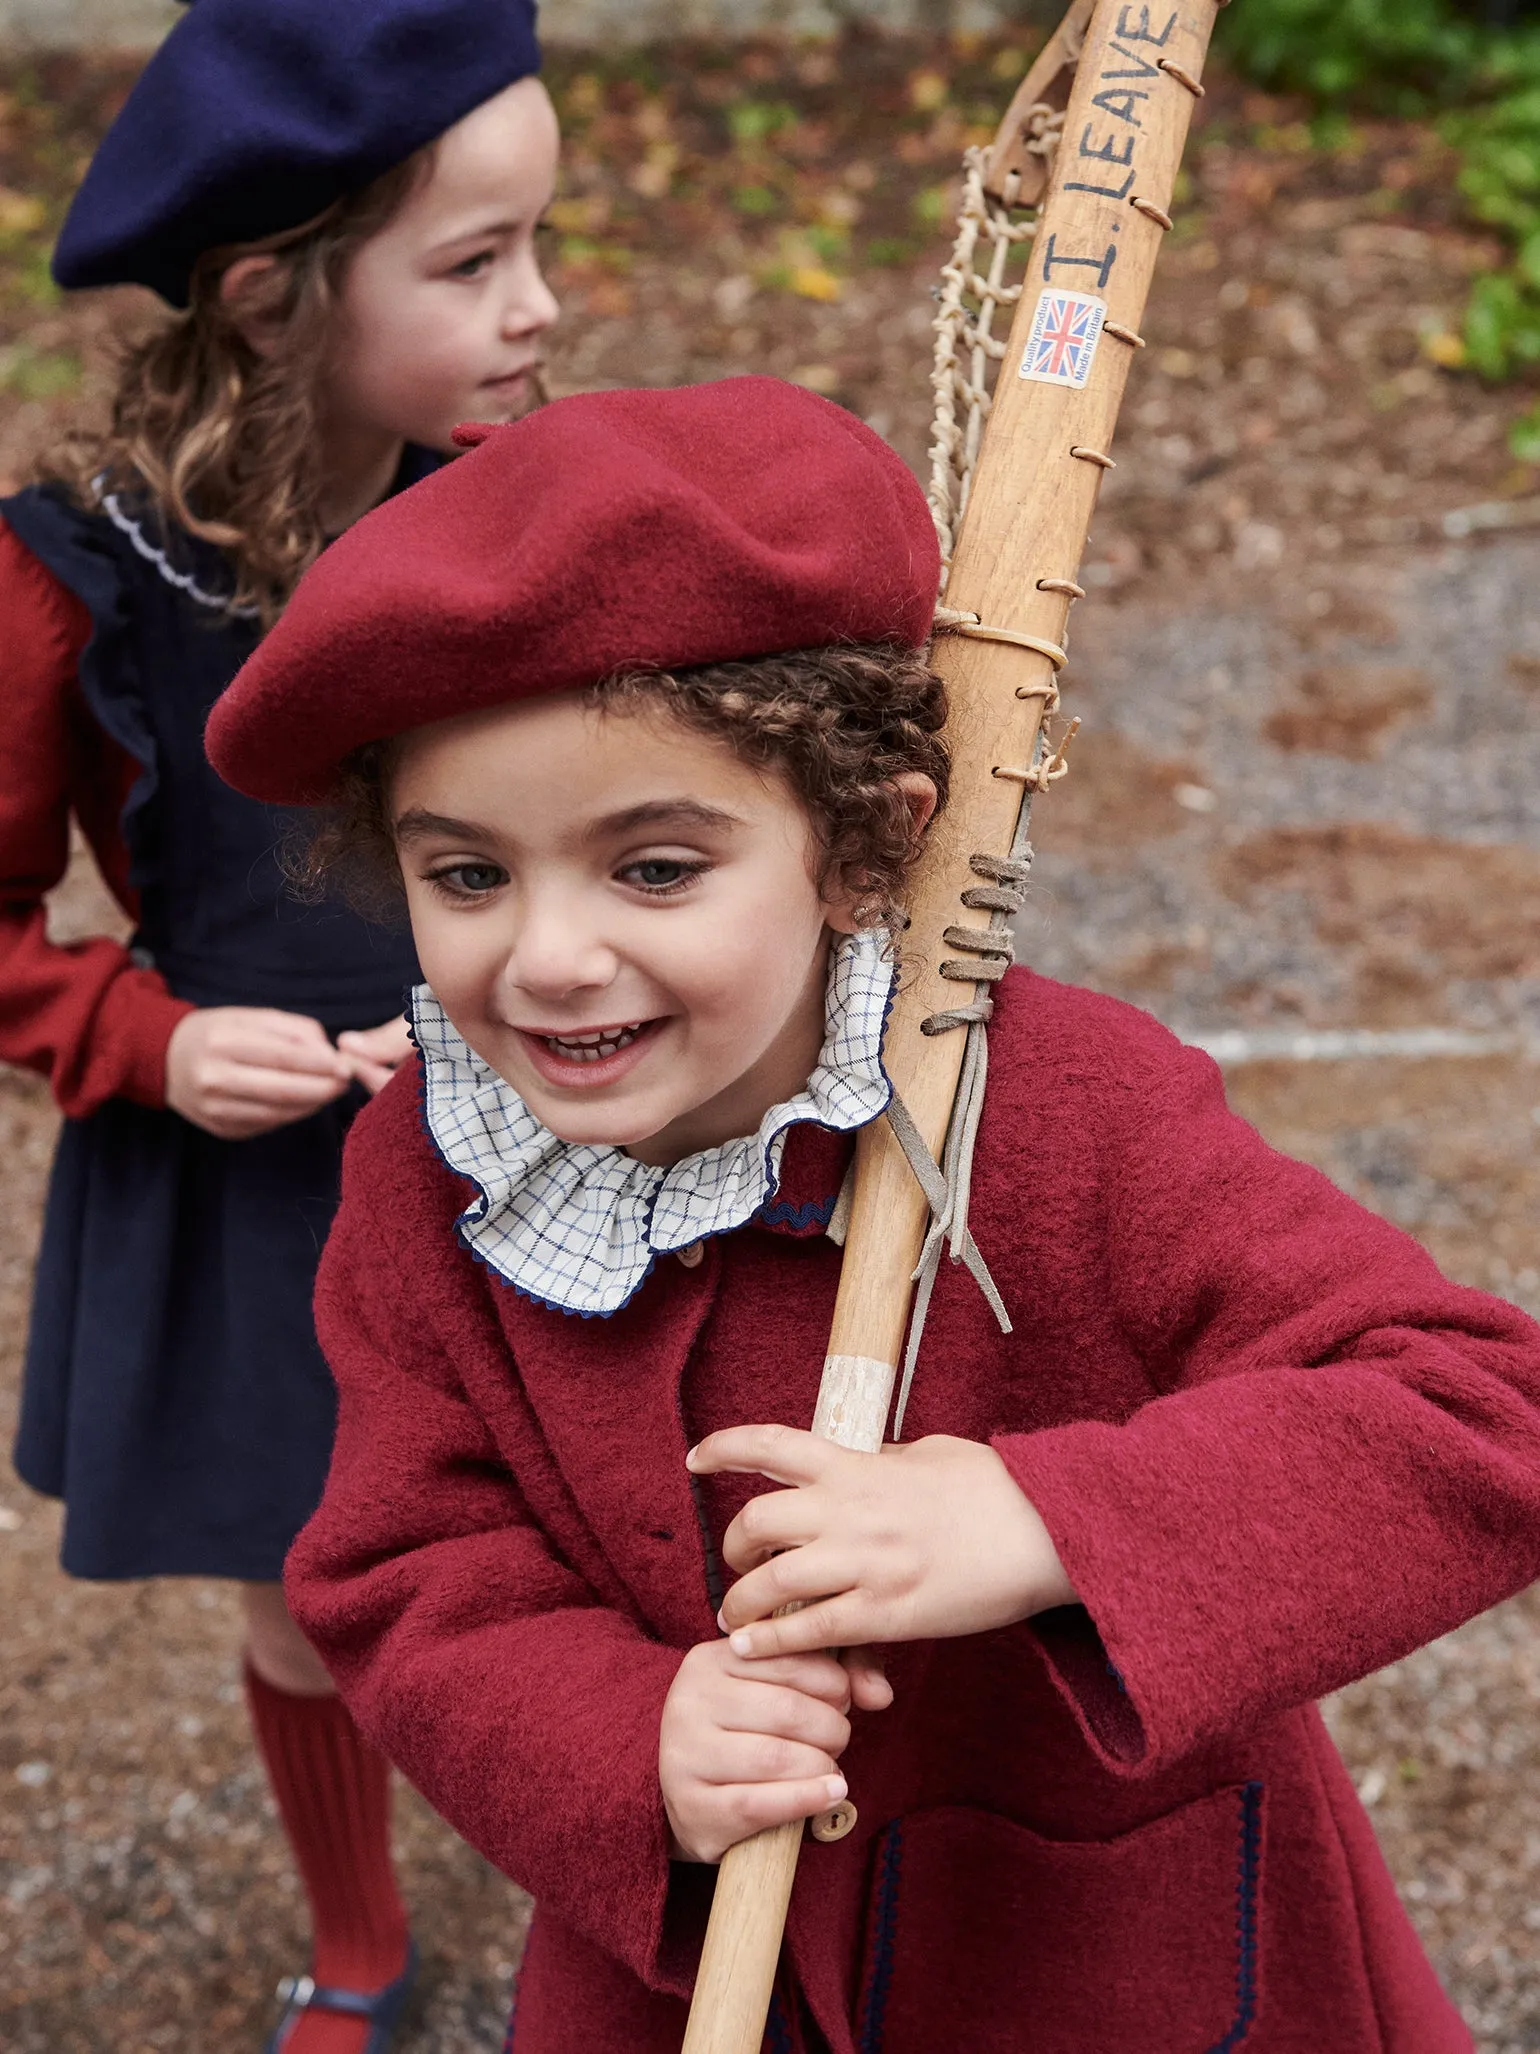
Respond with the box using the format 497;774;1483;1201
391;694;859;1165
326;76;560;452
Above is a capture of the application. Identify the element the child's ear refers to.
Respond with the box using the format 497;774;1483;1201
891;770;939;840
823;772;939;936
218;255;286;357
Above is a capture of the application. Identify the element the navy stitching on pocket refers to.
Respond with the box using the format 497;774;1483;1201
857;1787;1261;2053
686;1468;727;1617
1206;1780;1264;2052
766;1985;795;2054
857;1821;903;2054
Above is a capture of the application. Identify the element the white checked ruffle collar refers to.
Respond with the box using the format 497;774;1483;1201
413;929;895;1318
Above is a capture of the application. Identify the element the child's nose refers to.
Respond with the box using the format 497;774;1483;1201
506;252;558;340
504;902;615;1000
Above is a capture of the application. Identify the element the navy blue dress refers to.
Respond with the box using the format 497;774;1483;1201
7;459;435;1580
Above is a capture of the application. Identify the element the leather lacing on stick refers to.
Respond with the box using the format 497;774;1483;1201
826;135;1082;1437
826;687;1075;1438
888;699;1072;1439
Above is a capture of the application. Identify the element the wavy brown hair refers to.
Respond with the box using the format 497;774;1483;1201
297;643;950;931
51;148;435;626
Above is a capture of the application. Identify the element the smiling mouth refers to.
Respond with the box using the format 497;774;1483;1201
537;1021;649;1063
482;361;542;392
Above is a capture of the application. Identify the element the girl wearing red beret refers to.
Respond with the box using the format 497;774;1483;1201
210;376;1540;2054
2;4;556;2047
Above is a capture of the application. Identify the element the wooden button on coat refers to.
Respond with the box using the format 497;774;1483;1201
810;1800;857;1843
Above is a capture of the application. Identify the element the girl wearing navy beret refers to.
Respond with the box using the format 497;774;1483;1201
206;376;1540;2053
2;3;556;2048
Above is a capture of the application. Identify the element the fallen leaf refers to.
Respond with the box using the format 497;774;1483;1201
790;264;842;302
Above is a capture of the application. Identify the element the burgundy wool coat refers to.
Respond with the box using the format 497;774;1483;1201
287;967;1540;2054
0;520;192;1114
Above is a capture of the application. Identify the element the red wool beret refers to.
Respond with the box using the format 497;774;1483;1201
207;376;941;805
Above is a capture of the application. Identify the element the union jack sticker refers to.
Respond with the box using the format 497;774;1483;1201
1019;288;1107;389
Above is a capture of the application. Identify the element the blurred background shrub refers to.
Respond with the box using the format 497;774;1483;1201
1219;0;1540;446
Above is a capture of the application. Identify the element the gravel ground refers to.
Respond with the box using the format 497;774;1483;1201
1032;543;1540;1036
4;30;1540;2052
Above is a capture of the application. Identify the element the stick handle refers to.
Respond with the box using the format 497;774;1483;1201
680;1823;803;2054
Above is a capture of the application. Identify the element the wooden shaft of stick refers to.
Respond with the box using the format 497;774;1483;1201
682;7;1220;2048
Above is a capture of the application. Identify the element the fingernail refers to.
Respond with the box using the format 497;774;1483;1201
729;1630;754;1656
684;1445;700;1470
715;1608;727;1633
825;1776;847;1803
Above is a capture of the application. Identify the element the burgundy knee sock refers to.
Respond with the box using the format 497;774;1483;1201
245;1663;411;2054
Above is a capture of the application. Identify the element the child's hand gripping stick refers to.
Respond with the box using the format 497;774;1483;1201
679;1354;894;2049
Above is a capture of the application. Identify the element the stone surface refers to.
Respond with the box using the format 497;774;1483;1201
0;0;1061;52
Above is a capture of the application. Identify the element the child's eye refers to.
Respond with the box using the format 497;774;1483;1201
448;249;496;279
619;857;707;897
424;861;507;898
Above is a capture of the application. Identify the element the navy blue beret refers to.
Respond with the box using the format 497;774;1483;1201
53;0;541;307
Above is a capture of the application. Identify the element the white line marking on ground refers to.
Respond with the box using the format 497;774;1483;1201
1187;1028;1538;1065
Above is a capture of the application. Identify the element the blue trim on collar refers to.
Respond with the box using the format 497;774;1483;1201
754;1192;839;1233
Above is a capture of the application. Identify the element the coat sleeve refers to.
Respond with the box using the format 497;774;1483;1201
0;520;194;1115
994;1022;1540;1778
285;1090;694;1995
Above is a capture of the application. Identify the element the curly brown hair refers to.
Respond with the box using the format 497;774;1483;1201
50;148;435;627
297;643;950;930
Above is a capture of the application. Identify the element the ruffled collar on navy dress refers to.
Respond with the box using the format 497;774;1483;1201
414;929;894;1317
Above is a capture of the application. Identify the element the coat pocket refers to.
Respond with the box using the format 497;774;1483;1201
854;1783;1264;2054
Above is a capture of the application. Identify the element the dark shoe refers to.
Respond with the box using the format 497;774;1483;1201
265;1940;419;2054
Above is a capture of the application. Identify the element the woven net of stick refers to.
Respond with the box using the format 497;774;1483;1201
927;112;1064;587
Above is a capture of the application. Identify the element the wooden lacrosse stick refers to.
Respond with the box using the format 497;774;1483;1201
680;5;1222;2047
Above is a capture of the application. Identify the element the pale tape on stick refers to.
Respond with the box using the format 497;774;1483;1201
812;1355;897;1454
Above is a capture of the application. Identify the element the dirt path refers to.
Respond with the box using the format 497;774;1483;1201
3;32;1540;2051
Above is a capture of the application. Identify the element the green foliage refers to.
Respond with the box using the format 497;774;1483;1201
1451;86;1540;237
1219;0;1540;439
1511;399;1540;461
0;343;80;400
1466;270;1540;377
1218;0;1481;110
732;183;781;217
726;100;797;147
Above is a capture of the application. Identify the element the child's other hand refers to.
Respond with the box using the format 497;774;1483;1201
337;1014;414;1095
659;1639;891;1865
165;1007;354;1139
690;1428;1077;1660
